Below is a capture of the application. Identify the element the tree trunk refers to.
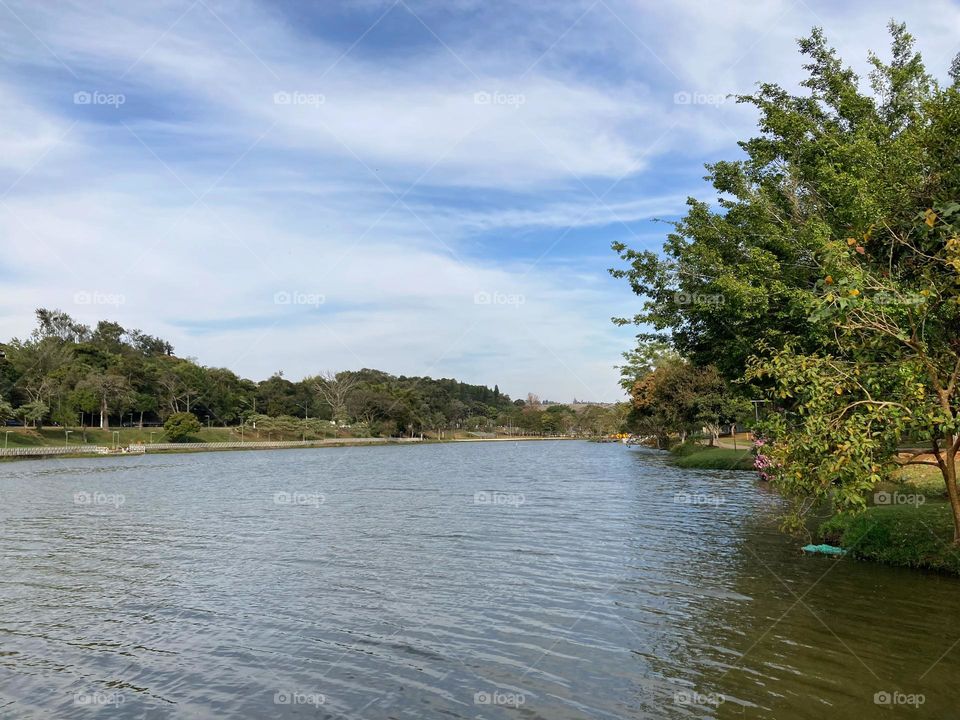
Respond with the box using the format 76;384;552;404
941;440;960;543
100;395;109;430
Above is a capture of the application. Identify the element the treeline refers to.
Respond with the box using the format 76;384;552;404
0;309;624;437
612;24;960;537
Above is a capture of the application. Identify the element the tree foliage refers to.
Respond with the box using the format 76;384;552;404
163;412;202;442
613;22;960;539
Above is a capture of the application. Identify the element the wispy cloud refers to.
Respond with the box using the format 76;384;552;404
1;0;957;401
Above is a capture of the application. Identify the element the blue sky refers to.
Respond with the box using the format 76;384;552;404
1;0;958;401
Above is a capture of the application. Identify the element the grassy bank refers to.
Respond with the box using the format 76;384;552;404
0;425;357;449
820;504;960;575
669;443;755;471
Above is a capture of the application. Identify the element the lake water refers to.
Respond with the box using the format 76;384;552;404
1;441;958;718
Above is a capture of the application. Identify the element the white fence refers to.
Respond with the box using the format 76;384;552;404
0;446;111;457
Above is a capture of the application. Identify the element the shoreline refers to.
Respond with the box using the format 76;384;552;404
0;435;581;462
663;441;960;577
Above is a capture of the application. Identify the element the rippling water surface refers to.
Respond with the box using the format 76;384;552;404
2;441;959;718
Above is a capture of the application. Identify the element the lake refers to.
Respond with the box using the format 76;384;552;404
1;441;957;718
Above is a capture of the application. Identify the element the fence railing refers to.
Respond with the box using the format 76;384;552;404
0;446;111;457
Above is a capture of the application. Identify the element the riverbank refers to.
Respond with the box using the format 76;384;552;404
0;437;426;461
0;432;580;462
668;442;754;471
665;439;960;575
811;461;960;574
820;504;960;574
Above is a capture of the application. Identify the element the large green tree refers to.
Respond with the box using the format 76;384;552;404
614;23;960;538
611;23;940;381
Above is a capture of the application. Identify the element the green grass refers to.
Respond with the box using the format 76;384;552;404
820;503;960;575
0;425;344;449
670;446;755;471
885;463;948;498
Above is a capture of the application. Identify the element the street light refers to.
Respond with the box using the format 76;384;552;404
112;430;120;449
65;430;72;446
750;399;770;422
4;430;10;449
150;431;156;444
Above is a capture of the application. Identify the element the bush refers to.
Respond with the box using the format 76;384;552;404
819;504;960;574
163;412;201;442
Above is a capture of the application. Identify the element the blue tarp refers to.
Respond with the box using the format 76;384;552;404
801;544;846;556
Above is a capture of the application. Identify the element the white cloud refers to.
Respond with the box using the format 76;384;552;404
2;0;954;401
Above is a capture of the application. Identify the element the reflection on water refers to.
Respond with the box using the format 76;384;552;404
0;442;958;718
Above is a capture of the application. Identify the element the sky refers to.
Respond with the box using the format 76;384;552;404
1;0;958;402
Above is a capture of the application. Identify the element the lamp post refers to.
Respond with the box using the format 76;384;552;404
150;431;155;444
65;430;72;446
4;431;10;449
112;430;119;449
750;399;770;422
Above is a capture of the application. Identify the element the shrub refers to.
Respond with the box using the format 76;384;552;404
163;412;201;442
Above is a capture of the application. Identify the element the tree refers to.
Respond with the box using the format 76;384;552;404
628;360;694;442
313;371;359;425
79;372;132;430
16;400;49;428
615;22;960;539
130;392;157;428
750;201;960;538
690;366;752;445
0;396;14;425
616;340;678;391
163;412;201;442
610;23;937;381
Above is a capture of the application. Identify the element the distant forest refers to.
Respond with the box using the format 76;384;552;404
0;309;624;437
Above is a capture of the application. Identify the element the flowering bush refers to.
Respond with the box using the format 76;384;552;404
752;436;777;481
